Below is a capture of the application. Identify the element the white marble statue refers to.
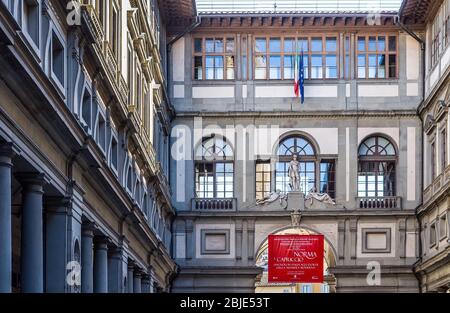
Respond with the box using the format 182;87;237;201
305;187;336;205
288;154;300;191
256;189;287;206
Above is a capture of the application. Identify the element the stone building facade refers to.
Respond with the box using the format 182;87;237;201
0;0;181;293
408;0;450;293
1;0;449;294
168;4;426;293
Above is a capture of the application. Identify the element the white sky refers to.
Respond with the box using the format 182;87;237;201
196;0;404;13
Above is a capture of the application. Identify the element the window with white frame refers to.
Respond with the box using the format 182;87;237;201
51;31;65;87
110;1;120;62
96;112;106;153
23;0;40;48
110;133;118;172
81;89;92;131
195;135;234;198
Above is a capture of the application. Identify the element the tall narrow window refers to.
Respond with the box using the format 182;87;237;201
344;35;350;79
256;161;271;200
320;160;336;199
254;37;267;79
23;0;40;47
127;43;134;104
311;37;323;79
242;35;248;80
358;136;396;198
96;113;106;152
325;37;337;78
431;140;436;180
195;136;234;198
81;90;92;130
51;32;64;85
111;4;120;61
441;128;447;172
110;136;118;171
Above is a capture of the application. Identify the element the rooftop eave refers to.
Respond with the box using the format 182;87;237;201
196;12;400;28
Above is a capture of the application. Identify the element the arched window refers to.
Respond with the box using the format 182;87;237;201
358;136;396;198
276;136;317;194
195;135;234;198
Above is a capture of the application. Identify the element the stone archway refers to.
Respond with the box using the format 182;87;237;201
254;227;337;293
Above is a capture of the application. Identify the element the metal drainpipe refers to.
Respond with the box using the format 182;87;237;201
395;15;426;292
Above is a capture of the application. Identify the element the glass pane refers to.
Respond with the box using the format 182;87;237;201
326;37;337;52
226;38;234;53
378;54;386;78
311;37;322;52
194;38;202;53
388;36;396;51
205;38;214;52
311;55;322;78
299;37;308;52
303;55;309;79
358;55;366;78
326;55;337;78
194;56;203;80
284;56;294;79
270;38;281;53
388;55;396;78
368;36;377;51
255;56;267;79
215;38;223;52
255;38;267;53
378;36;386;51
358;37;366;51
226;56;234;79
284;38;295;52
269;56;281;79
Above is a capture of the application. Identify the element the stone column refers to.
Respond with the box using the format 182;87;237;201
17;173;46;293
81;223;95;293
127;264;134;293
0;143;14;292
93;237;108;293
45;197;72;292
133;270;142;293
107;247;123;293
141;274;151;293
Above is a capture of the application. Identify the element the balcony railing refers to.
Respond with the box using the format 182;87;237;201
357;196;401;209
83;4;104;43
192;198;237;211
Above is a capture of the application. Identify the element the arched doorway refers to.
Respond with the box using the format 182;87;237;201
254;227;337;293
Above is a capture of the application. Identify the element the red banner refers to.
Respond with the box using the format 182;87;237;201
268;234;324;283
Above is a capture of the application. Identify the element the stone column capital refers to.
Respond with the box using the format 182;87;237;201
93;236;109;250
81;222;96;237
0;142;15;167
16;172;46;193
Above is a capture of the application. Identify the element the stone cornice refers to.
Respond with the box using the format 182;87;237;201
175;110;418;119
